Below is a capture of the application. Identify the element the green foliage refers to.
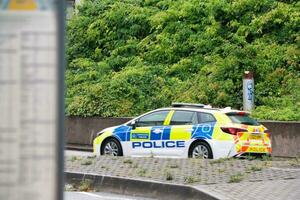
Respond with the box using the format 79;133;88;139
228;172;244;183
164;170;174;181
249;165;263;172
123;159;133;164
184;176;199;184
137;168;147;177
78;179;93;191
66;0;300;120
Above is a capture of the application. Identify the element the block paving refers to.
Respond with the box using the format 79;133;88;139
65;155;300;199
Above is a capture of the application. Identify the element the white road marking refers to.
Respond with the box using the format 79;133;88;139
64;192;155;200
80;192;135;200
65;150;93;157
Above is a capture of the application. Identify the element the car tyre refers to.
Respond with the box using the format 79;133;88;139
189;141;213;159
101;138;123;156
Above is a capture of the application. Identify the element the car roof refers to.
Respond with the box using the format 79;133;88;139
152;107;248;114
126;106;250;124
155;107;219;114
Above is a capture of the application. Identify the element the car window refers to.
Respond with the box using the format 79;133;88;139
226;113;259;125
137;110;169;127
197;112;216;123
170;111;198;125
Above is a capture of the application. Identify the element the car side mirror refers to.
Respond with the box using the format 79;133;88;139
130;120;137;130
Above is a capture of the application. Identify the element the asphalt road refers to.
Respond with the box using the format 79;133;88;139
64;192;154;200
65;150;94;157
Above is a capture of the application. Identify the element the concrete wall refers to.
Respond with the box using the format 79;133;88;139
260;121;300;157
65;117;300;157
65;117;131;146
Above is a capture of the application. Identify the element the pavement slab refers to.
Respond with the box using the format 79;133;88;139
65;152;300;199
197;179;300;200
65;154;300;185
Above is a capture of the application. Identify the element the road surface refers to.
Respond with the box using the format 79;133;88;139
65;192;154;200
65;150;93;157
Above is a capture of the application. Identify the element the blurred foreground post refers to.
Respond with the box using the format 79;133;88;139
0;1;64;200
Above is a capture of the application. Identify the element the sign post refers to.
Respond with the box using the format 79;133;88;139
243;71;254;111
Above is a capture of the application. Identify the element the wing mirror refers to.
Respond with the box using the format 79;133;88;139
130;120;137;130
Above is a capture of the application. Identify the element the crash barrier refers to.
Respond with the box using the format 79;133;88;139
65;117;300;157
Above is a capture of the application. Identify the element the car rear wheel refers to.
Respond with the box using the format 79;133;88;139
102;138;123;156
189;141;213;159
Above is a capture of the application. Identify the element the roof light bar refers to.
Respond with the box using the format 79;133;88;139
171;102;206;108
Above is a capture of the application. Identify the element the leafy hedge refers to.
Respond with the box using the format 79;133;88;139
66;0;300;120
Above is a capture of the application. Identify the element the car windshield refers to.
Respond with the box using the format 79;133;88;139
226;113;260;126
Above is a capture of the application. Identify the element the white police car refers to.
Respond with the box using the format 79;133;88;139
93;103;271;159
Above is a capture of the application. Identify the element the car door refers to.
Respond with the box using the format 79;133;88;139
130;110;170;156
168;110;198;156
192;112;216;140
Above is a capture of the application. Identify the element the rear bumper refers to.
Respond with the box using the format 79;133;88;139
235;152;271;158
236;143;272;154
210;140;272;159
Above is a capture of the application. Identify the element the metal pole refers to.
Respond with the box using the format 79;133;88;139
56;0;65;200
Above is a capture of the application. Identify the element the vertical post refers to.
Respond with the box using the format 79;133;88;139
243;71;254;111
0;1;64;200
56;0;65;200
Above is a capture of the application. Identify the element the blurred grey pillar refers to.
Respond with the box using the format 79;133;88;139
0;1;64;200
243;71;254;111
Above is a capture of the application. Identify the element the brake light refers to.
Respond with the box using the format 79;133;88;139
221;127;248;135
264;129;271;137
237;112;246;116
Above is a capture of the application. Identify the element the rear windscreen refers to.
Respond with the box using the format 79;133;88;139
226;113;260;126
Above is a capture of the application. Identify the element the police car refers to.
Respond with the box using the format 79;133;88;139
93;103;272;159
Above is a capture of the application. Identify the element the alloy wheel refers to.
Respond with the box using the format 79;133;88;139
192;144;209;159
104;141;119;156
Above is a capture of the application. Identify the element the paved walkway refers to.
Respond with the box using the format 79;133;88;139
65;153;300;199
198;179;300;200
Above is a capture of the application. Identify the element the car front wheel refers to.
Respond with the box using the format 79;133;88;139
101;138;123;156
